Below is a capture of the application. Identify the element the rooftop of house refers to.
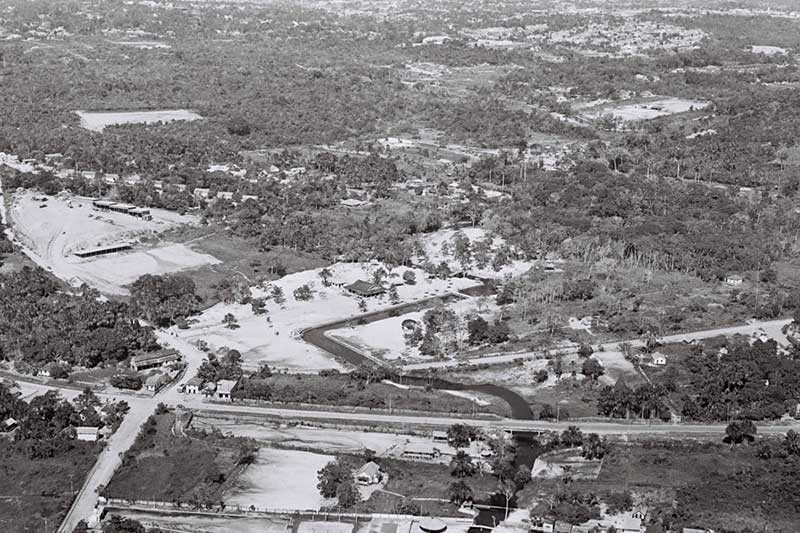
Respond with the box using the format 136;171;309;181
356;461;381;478
217;379;238;394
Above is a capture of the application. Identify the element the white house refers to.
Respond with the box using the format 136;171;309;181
652;353;667;366
354;461;383;485
216;379;238;401
185;377;204;395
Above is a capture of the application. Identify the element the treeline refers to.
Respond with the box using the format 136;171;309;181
672;339;800;421
0;385;127;458
0;267;157;370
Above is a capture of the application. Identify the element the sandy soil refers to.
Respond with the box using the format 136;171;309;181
298;522;354;533
115;510;289;533
581;97;710;122
7;192;218;294
194;415;492;464
328;296;497;363
177;261;479;372
418;227;534;280
76;109;202;132
225;448;335;511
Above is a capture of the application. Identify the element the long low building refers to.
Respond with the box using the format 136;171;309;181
73;242;132;258
130;349;181;372
92;200;152;219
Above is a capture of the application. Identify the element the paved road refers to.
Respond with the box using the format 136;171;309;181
58;331;206;532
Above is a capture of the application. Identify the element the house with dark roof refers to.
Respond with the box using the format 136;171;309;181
345;280;385;297
131;349;181;372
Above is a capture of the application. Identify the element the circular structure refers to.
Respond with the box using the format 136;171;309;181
418;518;447;533
401;318;419;331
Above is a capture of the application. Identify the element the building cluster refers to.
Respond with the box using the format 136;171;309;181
181;377;239;401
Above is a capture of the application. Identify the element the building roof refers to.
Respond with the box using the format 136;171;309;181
356;461;381;478
345;279;385;296
132;349;180;365
186;377;204;387
217;379;238;394
145;373;168;387
417;518;447;533
3;417;18;428
74;242;132;257
75;426;99;435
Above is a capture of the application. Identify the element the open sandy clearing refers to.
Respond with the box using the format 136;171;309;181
417;226;534;280
76;109;202;132
328;296;498;363
114;511;288;533
7;191;218;294
177;261;479;372
581;97;710;122
194;415;492;463
225;448;334;511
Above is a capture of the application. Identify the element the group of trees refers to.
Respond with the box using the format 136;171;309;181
129;274;201;327
0;267;157;370
597;382;672;421
196;349;244;383
316;460;361;508
671;339;800;421
1;384;127;458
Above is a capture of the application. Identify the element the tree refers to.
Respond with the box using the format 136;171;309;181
271;285;286;305
534;369;549;384
450;450;475;478
581;433;609;459
447;480;473;505
222;313;239;329
293;284;313;301
402;270;416;285
561;426;584;448
487;320;510;344
129;273;199;326
581;358;605;382
317;460;350;498
251;297;267;315
319;268;333;287
513;464;531;489
578;343;594;358
783;429;800;456
539;404;556;419
388;285;400;305
336;480;361;508
447;424;475;448
467;317;490;345
724;420;757;446
358;298;368;313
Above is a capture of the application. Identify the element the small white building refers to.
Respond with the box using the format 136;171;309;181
354;461;383;485
652;353;667;366
216;379;238;401
725;274;743;286
185;377;204;395
75;426;100;442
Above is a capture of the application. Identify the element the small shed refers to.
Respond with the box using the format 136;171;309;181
725;274;743;286
652;353;667;366
2;417;18;433
75;426;100;442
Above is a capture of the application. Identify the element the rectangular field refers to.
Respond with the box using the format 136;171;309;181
76;109;202;132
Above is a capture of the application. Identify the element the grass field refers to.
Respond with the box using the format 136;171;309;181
76;109;202;132
105;412;254;505
0;441;100;533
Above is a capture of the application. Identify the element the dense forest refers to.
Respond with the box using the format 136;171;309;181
0;267;158;370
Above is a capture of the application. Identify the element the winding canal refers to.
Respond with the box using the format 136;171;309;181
301;291;535;420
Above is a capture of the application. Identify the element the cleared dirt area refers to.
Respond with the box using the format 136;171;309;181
177;261;478;372
193;414;492;463
224;448;335;511
580;97;710;122
115;510;289;533
7;191;219;294
75;109;202;132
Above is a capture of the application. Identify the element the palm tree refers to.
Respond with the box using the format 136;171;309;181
561;425;584;448
724;420;757;446
450;450;475;478
447;480;473;505
784;429;800;456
